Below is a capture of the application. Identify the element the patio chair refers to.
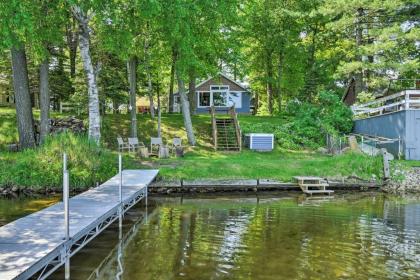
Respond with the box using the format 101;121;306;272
117;136;129;152
128;137;145;152
150;137;163;156
170;138;183;155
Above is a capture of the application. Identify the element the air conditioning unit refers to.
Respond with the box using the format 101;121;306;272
244;133;274;151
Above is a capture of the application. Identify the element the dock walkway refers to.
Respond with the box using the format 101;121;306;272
0;169;158;280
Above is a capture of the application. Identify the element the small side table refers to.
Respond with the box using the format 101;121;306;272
159;145;170;158
139;147;149;158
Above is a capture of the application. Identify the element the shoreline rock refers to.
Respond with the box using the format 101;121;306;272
384;167;420;194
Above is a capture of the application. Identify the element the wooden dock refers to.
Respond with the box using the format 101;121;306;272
0;169;158;280
294;176;334;196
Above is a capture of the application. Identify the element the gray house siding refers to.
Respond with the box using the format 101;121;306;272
354;110;420;160
195;91;251;114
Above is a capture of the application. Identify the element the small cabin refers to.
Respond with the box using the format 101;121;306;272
172;73;252;114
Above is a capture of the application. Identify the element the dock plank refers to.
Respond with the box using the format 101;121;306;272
0;169;158;280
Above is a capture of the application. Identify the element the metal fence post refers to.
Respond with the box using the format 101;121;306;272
119;153;123;230
63;153;67;175
63;169;70;280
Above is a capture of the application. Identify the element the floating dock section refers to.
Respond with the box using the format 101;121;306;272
0;169;158;280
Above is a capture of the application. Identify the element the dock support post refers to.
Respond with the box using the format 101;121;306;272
63;168;70;280
63;153;67;174
118;154;123;230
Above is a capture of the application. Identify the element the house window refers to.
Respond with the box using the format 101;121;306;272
213;91;227;106
211;85;229;91
199;92;211;107
211;85;229;107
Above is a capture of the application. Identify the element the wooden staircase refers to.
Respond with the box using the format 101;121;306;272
294;176;334;196
210;106;242;151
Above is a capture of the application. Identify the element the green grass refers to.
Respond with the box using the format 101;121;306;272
0;108;384;188
154;148;383;181
0;133;142;190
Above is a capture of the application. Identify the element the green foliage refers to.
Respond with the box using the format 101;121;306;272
242;91;353;149
0;133;138;189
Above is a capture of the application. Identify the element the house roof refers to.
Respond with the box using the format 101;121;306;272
174;73;248;95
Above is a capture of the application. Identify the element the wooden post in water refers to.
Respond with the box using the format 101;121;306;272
382;148;391;180
63;168;70;280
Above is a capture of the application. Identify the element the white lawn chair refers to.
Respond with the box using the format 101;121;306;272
117;136;129;152
128;137;145;152
150;137;163;156
171;138;183;155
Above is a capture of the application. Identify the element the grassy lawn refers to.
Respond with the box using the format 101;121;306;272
0;107;384;189
154;148;383;181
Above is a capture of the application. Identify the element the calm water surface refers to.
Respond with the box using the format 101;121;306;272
1;192;419;279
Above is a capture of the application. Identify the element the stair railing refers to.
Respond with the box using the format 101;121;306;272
228;105;242;151
210;106;217;150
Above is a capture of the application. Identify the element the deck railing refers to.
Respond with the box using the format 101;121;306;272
352;90;420;118
210;106;217;150
228;106;242;151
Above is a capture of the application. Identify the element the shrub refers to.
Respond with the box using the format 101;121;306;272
0;133;138;189
241;91;353;149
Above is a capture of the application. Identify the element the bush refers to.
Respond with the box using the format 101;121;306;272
241;91;353;149
0;133;138;189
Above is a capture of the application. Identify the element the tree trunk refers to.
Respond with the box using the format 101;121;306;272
302;26;318;100
146;65;155;119
157;80;161;138
11;46;36;148
254;92;259;115
354;8;365;94
266;50;274;115
72;6;101;143
277;49;284;112
176;70;196;145
188;69;196;114
168;48;176;113
39;58;50;142
66;17;78;79
128;56;137;138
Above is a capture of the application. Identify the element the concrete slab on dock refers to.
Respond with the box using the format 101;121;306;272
0;169;158;280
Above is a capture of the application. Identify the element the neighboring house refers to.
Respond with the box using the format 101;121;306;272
136;96;151;113
172;73;252;114
0;92;14;106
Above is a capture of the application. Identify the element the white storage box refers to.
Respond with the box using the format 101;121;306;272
244;133;274;151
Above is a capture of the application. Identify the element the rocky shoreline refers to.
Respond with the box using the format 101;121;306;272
1;171;419;198
0;176;382;197
383;167;420;194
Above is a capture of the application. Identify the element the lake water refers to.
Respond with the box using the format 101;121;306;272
1;192;419;279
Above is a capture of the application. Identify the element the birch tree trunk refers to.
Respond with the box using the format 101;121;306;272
72;6;101;143
11;45;36;148
176;70;196;145
39;58;50;142
128;56;137;138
